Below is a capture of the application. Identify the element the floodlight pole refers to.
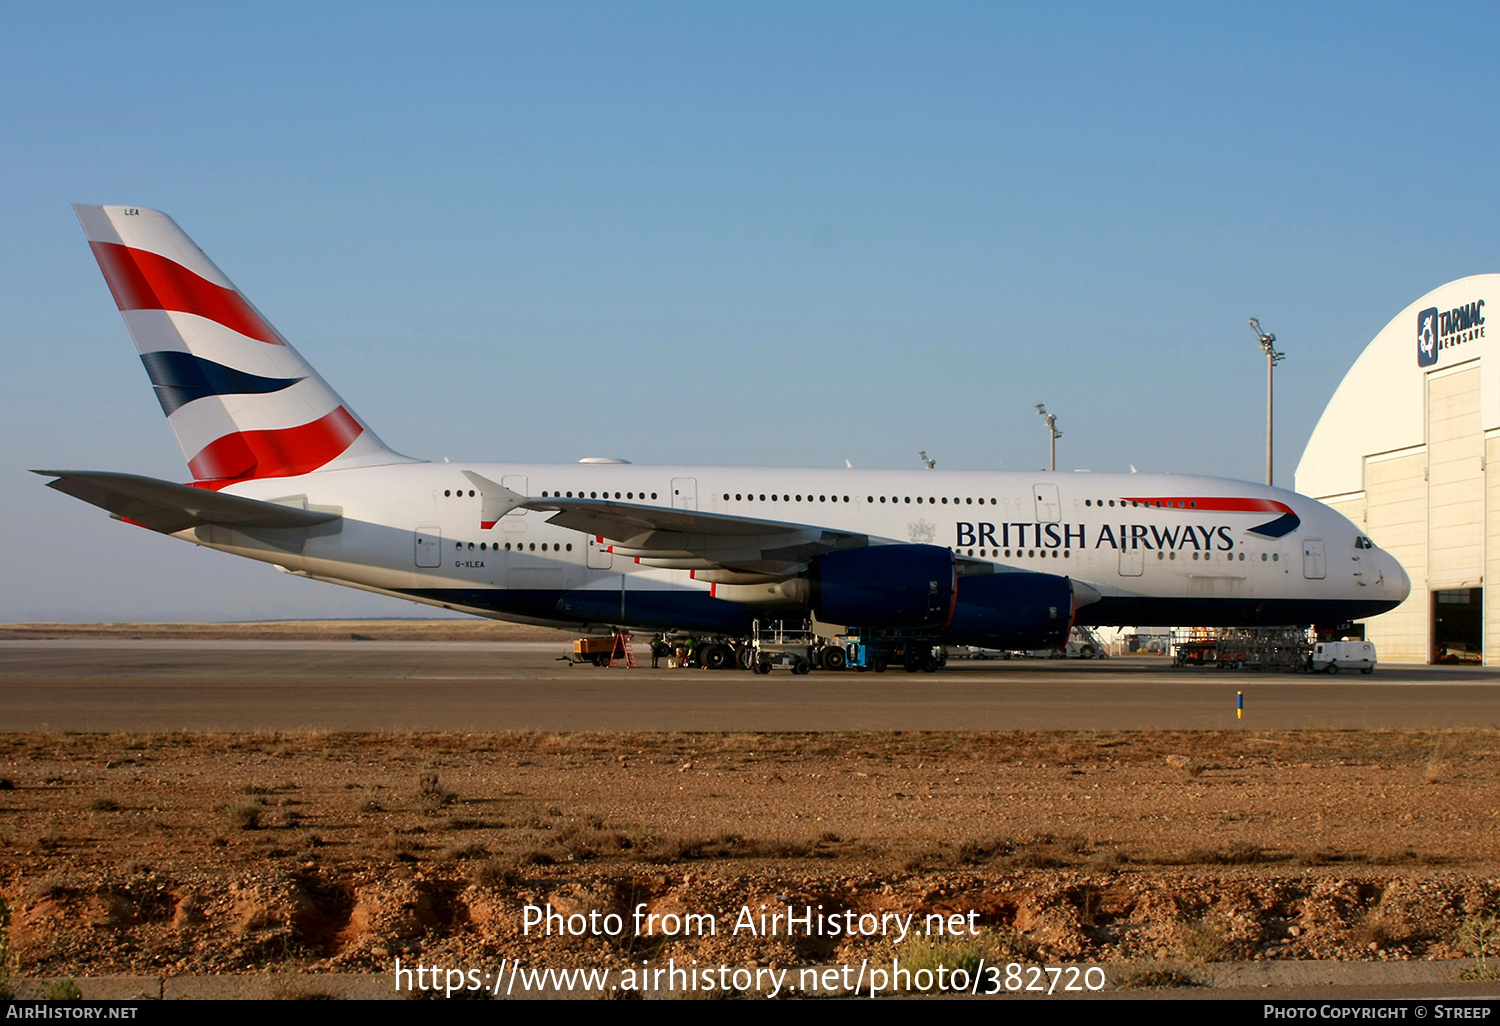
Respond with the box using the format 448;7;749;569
1247;318;1284;487
1035;404;1061;472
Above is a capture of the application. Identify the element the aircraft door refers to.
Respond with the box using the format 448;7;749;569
1033;484;1061;523
415;526;442;568
672;477;698;510
1118;547;1144;577
1303;539;1327;580
586;535;613;569
500;475;529;536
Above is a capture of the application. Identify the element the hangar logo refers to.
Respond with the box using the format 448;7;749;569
1417;300;1484;367
1418;308;1439;366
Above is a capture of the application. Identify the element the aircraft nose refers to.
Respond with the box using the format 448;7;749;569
1385;552;1411;601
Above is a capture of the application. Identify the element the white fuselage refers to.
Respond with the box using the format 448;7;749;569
186;461;1410;633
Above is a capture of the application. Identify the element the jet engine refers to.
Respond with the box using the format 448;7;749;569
945;570;1074;650
806;544;957;628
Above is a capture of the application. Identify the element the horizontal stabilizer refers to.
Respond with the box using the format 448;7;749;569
33;470;342;534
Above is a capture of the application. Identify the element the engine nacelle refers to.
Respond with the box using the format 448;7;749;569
810;545;956;628
946;570;1074;649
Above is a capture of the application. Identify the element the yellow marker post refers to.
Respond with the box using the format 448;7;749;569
1237;691;1243;719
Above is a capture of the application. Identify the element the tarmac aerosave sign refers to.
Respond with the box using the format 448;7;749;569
1418;299;1485;367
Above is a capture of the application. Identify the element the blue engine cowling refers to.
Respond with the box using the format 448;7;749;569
811;545;956;628
946;570;1074;649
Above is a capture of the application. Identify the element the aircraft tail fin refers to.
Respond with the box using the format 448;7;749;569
73;205;419;485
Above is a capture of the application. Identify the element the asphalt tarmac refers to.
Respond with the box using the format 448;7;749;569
3;640;1499;731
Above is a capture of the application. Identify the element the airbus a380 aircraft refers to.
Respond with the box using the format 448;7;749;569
38;206;1410;659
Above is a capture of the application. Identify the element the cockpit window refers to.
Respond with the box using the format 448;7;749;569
1355;536;1374;550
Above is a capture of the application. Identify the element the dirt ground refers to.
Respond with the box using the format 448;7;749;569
2;623;1498;993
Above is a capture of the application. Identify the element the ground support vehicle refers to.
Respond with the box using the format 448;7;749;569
571;635;617;666
1171;628;1221;667
1309;640;1376;674
750;619;819;674
841;627;945;673
1172;627;1312;671
1025;626;1110;660
1216;627;1313;672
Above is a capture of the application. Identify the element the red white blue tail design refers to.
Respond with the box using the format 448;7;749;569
74;205;417;484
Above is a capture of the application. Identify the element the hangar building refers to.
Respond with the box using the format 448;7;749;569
1297;274;1498;664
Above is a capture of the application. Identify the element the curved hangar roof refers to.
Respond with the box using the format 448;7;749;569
1297;274;1499;499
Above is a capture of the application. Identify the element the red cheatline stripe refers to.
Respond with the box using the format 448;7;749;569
187;406;362;482
1121;496;1293;514
89;241;284;347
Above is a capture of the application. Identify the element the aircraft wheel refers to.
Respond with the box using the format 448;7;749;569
704;645;730;671
823;647;847;671
737;646;754;670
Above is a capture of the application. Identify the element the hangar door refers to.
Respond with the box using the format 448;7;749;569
1427;365;1483;661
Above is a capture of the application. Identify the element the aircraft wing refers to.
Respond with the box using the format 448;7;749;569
529;497;870;575
462;472;868;576
33;470;343;535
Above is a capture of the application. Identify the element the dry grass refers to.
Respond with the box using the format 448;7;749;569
1180;842;1279;866
1117;966;1204;989
1179;920;1230;962
871;931;1038;993
1352;912;1409;952
226;802;264;830
1457;912;1500;980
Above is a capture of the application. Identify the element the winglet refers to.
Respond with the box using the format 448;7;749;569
462;471;529;528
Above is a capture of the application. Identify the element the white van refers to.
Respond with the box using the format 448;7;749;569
1310;641;1377;674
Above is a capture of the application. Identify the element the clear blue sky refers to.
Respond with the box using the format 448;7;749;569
4;2;1495;620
